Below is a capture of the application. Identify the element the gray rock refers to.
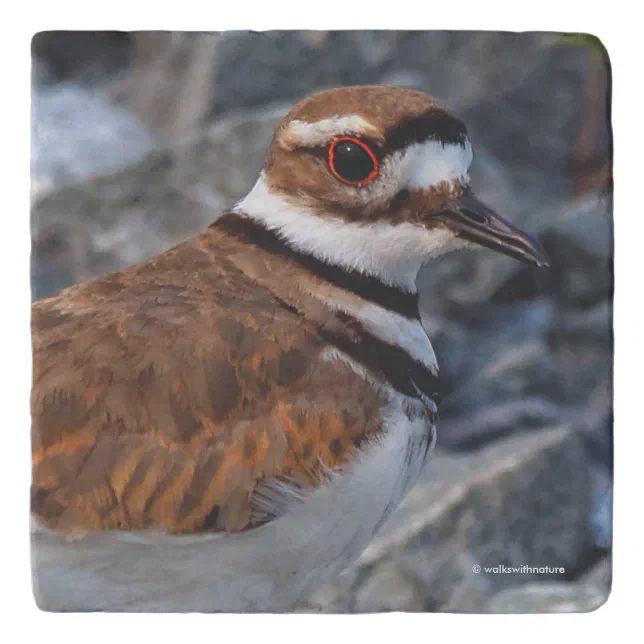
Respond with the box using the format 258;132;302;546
32;32;132;87
541;199;613;308
307;426;592;612
437;397;562;451
298;568;360;613
563;380;612;471
32;55;56;87
580;555;612;590
31;83;157;200
30;106;286;297
394;549;492;613
373;425;592;582
109;33;220;141
589;465;613;550
486;575;609;613
559;301;613;349
433;299;560;418
353;562;425;613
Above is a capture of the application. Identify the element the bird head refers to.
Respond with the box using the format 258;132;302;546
235;85;549;292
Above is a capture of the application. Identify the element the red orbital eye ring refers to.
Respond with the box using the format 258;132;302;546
328;137;379;185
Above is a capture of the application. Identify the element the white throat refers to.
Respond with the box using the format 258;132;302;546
234;175;460;293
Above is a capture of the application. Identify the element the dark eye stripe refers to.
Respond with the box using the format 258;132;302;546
386;110;469;151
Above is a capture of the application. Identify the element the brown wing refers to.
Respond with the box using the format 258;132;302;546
31;231;384;534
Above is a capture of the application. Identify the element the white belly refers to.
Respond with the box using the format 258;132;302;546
31;400;435;612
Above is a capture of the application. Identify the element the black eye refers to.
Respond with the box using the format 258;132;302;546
328;137;378;185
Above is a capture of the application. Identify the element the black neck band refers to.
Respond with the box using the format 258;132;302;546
214;212;420;320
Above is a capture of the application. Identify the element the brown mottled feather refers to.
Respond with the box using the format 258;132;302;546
31;226;385;534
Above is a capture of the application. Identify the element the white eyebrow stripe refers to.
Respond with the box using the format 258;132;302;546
279;115;381;150
398;139;473;188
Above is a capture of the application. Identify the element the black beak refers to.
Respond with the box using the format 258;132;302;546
434;189;550;268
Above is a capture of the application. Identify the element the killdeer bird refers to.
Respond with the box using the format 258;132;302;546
31;85;549;612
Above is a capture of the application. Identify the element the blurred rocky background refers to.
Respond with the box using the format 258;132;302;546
30;31;612;613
